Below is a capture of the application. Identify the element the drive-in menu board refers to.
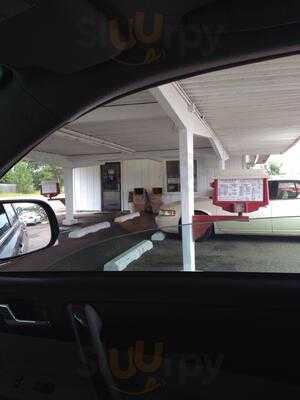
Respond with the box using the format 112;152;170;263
218;178;264;202
41;181;58;196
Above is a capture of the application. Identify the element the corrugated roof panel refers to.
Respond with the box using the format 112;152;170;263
180;55;300;155
37;134;120;156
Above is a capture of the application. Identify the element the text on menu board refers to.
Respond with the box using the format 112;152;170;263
218;178;264;202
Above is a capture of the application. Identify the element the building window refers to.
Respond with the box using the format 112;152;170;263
166;161;197;192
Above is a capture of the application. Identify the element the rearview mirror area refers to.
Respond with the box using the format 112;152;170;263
0;200;59;261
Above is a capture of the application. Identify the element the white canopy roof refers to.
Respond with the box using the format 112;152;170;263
30;54;300;166
180;54;300;156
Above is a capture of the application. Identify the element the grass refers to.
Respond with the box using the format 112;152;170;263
0;191;41;199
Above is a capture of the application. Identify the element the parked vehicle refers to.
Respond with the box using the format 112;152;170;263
156;177;300;237
19;211;42;226
0;203;28;258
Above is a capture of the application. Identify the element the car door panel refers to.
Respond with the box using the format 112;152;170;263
6;225;25;257
0;332;95;400
214;205;272;235
271;200;300;235
0;274;299;399
270;181;300;235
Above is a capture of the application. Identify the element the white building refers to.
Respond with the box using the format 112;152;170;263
72;154;243;213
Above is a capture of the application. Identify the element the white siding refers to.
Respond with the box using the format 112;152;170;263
163;155;244;204
73;156;243;212
197;155;244;197
122;160;164;210
226;156;244;170
74;166;101;212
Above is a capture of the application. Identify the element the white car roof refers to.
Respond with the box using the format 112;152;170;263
268;176;300;181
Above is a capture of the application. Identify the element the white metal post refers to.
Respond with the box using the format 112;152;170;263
62;167;78;226
179;128;196;272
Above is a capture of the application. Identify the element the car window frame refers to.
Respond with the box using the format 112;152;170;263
274;180;299;201
269;181;279;201
0;204;13;245
269;180;300;201
295;181;300;198
3;203;18;226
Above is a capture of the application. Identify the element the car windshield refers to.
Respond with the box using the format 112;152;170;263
1;55;300;273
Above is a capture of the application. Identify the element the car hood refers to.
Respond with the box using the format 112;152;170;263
162;197;211;209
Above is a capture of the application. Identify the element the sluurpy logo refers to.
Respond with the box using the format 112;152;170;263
108;341;224;396
77;11;165;66
77;340;224;396
109;341;165;395
109;12;165;66
77;10;226;67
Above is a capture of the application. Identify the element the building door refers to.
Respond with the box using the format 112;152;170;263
101;162;121;211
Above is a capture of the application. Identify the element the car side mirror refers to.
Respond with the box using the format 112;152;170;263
0;199;59;261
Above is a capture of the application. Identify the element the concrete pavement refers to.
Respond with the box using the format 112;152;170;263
2;210;300;273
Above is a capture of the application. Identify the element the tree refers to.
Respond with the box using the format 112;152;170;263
267;162;282;176
0;161;63;193
27;162;63;190
2;162;34;193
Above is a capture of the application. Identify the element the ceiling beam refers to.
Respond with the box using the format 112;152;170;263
58;127;136;154
25;150;72;167
150;83;229;161
66;148;215;168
